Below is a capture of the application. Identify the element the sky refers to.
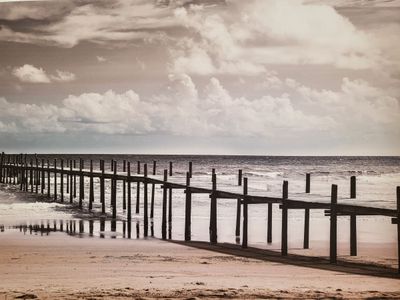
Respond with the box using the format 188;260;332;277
0;0;399;155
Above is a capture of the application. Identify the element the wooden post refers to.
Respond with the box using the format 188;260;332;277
267;202;273;244
53;159;57;201
19;158;24;191
304;208;310;249
60;160;64;202
397;186;400;274
41;159;45;194
185;172;192;241
144;164;148;237
350;214;357;256
69;161;73;203
169;161;173;177
150;161;156;219
304;174;310;249
123;160;126;210
79;159;83;208
0;152;3;183
66;160;69;194
189;161;193;178
162;170;168;240
209;173;218;244
168;177;173;239
136;161;141;214
330;184;338;264
47;160;50;197
127;162;131;221
89;160;94;211
73;160;77;198
235;169;242;237
35;158;39;193
350;176;356;199
112;161;117;219
281;181;288;256
242;177;248;248
306;173;311;193
101;160;105;214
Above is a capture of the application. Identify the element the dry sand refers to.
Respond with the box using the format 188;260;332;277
0;232;399;299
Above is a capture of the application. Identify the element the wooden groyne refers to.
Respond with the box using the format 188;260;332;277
0;152;399;273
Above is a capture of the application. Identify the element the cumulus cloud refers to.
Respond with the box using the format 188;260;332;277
0;73;398;145
12;64;50;83
12;64;75;83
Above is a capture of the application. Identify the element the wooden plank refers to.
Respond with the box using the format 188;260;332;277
47;160;50;197
151;161;156;219
79;159;83;208
69;160;73;203
267;203;272;244
53;159;57;201
89;160;94;211
101;160;105;214
112;161;117;219
123;160;126;210
330;184;338;264
306;173;310;193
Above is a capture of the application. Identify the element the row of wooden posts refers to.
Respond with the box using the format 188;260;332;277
0;152;399;273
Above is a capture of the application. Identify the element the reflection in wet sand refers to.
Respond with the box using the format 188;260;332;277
1;218;153;240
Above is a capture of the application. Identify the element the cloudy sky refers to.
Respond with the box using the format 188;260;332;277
0;0;399;155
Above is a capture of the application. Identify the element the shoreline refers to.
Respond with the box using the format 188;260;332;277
0;232;399;299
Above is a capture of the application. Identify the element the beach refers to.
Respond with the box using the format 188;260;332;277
1;232;400;299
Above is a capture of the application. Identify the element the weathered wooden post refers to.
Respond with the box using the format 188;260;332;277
267;202;273;244
162;170;168;240
60;159;64;202
100;160;105;214
210;173;218;244
242;177;248;248
53;159;57;201
396;186;400;274
235;169;242;237
304;173;310;249
66;160;69;194
144;164;149;237
150;160;156;219
73;160;77;198
19;158;24;191
47;160;50;197
69;161;73;203
79;159;83;208
330;184;338;264
185;171;192;241
112;161;117;219
281;180;288;256
123;160;126;210
168;176;173;239
136;161;141;214
35;158;39;193
189;161;193;178
89;160;94;211
350;176;357;256
169;162;173;177
127;162;131;221
0;152;3;183
41;159;45;194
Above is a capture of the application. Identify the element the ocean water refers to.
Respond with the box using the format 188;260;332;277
0;155;399;253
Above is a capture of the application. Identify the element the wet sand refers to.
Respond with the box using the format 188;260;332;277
0;232;399;299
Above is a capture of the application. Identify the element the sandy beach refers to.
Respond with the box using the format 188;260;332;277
0;231;399;300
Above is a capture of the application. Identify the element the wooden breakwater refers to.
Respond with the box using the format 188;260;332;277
0;152;399;273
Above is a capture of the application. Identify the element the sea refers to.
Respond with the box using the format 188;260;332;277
1;155;399;256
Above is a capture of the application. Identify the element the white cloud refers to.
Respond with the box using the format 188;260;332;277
12;64;75;83
12;64;50;83
0;73;398;146
96;56;106;62
51;70;76;82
